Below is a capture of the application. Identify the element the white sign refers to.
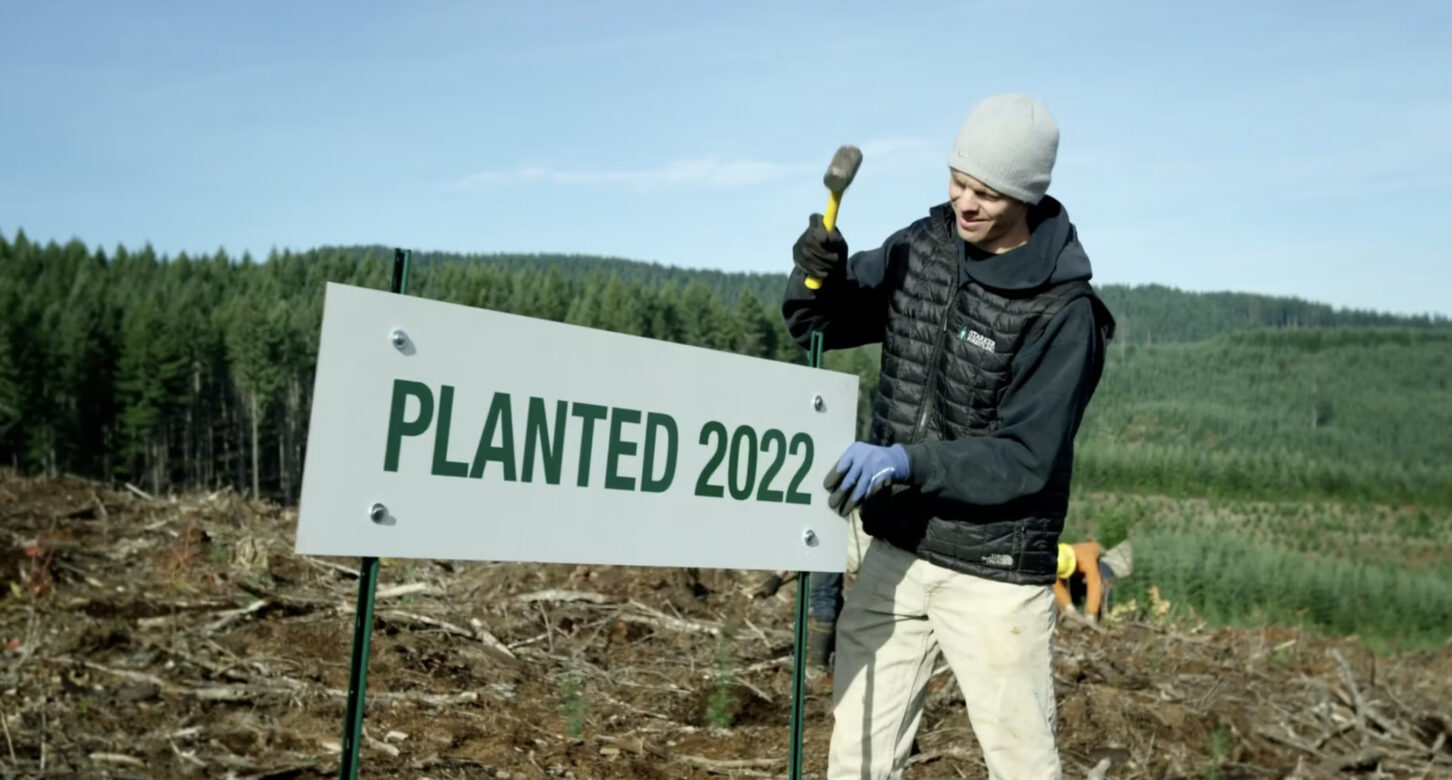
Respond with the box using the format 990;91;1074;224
296;282;860;572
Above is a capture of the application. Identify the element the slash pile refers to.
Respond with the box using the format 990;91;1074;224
1;469;1449;779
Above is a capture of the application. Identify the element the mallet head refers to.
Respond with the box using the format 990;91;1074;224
823;144;863;193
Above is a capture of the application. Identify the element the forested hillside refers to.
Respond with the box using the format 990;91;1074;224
2;228;1449;510
0;230;859;502
1072;328;1452;507
329;243;1451;344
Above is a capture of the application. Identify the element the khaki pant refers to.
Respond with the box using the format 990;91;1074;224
828;539;1061;780
844;509;871;575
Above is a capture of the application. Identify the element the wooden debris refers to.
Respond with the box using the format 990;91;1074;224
168;740;206;768
377;609;476;640
378;610;518;663
622;599;725;636
1321;746;1384;773
203;599;269;633
468;617;517;663
123;483;153;501
376;582;434;599
324;689;479;707
513;589;616;605
90;752;146;767
302;556;362;578
1;706;15;766
3;469;1450;780
365;730;400;757
675;753;782;771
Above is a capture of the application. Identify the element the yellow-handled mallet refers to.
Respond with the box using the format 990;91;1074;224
805;144;864;290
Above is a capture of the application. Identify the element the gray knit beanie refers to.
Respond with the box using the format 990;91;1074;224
947;94;1059;205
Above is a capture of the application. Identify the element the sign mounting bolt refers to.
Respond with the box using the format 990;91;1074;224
802;529;818;547
369;503;388;524
812;395;824;412
390;329;407;350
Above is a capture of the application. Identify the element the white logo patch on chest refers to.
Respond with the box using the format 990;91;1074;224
958;326;996;352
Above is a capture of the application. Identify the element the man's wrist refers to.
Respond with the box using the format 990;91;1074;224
887;444;910;478
897;443;925;486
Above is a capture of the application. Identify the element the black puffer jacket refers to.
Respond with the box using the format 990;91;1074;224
782;196;1115;585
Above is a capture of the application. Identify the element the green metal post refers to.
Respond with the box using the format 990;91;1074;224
338;248;411;780
787;330;826;780
338;558;380;779
787;567;812;778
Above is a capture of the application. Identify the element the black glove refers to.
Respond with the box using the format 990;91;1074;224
754;572;784;598
792;213;848;280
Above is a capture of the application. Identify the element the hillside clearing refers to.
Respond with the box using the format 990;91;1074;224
2;471;1450;778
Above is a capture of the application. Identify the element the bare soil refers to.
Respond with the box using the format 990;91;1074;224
1;470;1449;779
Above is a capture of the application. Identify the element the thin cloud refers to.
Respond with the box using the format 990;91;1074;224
452;156;815;192
451;138;941;193
819;137;941;176
858;137;937;157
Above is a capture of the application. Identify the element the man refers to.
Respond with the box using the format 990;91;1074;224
1053;540;1106;622
1055;539;1133;623
781;94;1115;779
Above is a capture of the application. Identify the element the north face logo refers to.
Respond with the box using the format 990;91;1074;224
958;327;996;352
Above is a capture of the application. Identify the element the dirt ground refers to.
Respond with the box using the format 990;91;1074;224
1;470;1449;779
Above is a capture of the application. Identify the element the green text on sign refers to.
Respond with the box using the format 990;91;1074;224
383;380;815;505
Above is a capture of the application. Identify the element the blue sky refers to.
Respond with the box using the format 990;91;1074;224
2;1;1449;316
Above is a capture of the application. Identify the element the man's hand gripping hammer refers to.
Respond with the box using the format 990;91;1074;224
804;144;863;290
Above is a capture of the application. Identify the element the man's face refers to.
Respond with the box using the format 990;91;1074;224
948;169;1029;250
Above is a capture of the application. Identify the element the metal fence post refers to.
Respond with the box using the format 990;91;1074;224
337;248;411;779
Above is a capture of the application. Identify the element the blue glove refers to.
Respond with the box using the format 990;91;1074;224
822;442;910;518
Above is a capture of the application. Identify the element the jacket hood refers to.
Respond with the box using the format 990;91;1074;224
947;195;1093;291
